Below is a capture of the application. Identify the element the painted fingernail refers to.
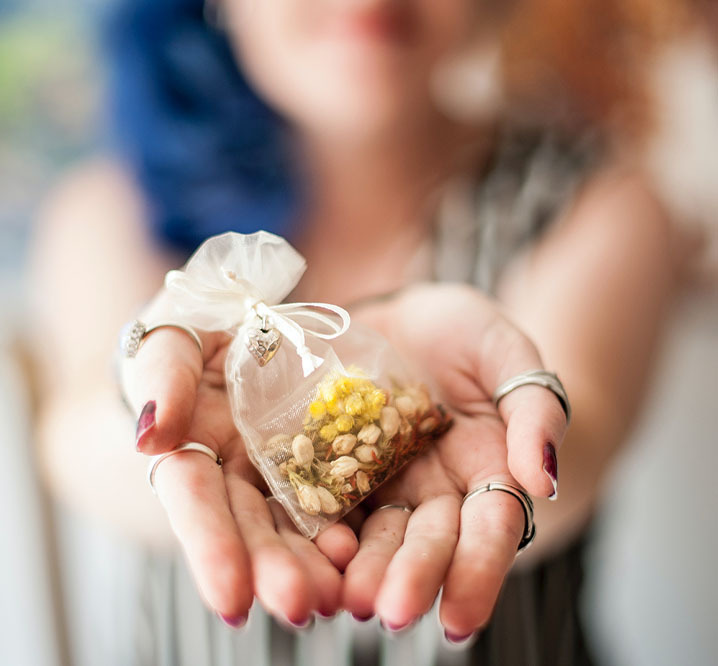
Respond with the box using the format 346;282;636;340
217;613;246;629
380;619;413;633
352;613;374;622
543;443;558;500
135;400;156;451
444;630;476;645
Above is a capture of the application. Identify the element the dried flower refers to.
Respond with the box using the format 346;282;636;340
418;416;439;434
292;434;314;467
263;433;291;458
278;461;289;477
345;393;364;416
330;456;359;478
316;486;341;514
355;470;370;494
309;400;326;419
357;423;381;445
320;423;339;441
341;483;353;494
332;434;357;456
335;414;354;432
395;395;417;418
406;386;431;414
296;484;321;515
379;406;400;439
354;444;379;463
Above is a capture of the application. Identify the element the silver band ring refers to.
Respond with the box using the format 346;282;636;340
375;504;413;514
121;319;203;358
147;442;222;495
492;370;571;424
462;482;536;553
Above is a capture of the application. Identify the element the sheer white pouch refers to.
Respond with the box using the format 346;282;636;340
164;232;450;538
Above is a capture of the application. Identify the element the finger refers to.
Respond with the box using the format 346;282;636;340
479;326;568;498
374;495;459;629
153;448;253;623
439;477;525;637
342;505;411;620
224;473;318;626
267;499;344;618
313;521;360;573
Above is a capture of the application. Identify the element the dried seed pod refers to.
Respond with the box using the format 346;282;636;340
358;423;381;445
330;456;359;478
292;434;315;467
379;406;400;439
296;484;321;515
395;395;417;419
355;470;371;494
316;486;341;514
354;444;379;463
332;434;357;456
418;416;440;434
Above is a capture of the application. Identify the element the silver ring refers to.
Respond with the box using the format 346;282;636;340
121;319;203;358
462;482;535;553
147;442;222;495
375;504;413;514
492;370;571;424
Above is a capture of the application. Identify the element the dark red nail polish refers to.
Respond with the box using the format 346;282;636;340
444;630;475;645
352;613;374;622
217;612;246;628
135;400;156;450
543;443;558;500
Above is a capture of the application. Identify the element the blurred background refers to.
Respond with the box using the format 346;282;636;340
0;1;716;665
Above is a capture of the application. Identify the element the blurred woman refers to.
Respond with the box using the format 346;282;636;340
30;0;689;664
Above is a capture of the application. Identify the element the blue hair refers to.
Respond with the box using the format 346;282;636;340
104;0;300;255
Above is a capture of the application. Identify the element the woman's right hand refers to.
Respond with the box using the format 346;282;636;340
120;293;359;627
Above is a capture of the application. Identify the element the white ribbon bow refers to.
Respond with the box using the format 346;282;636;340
163;232;351;377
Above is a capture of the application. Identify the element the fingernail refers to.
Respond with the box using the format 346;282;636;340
217;612;246;629
135;400;156;450
352;613;374;622
380;619;413;633
284;615;314;630
444;630;476;645
543;443;558;500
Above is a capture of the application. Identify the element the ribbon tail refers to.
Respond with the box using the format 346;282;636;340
300;350;324;377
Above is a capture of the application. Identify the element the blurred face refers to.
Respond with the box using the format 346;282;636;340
223;0;487;139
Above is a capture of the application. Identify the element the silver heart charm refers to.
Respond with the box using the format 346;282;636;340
246;327;282;367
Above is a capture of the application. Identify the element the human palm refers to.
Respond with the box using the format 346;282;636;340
122;283;566;633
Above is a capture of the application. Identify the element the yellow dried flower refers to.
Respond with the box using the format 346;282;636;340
345;393;364;416
309;400;326;420
320;423;339;441
327;398;343;416
335;413;354;432
320;383;337;403
336;376;354;396
367;389;386;410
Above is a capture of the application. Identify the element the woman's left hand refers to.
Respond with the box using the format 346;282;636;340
338;283;568;638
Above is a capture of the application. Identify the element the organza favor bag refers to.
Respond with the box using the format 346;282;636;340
164;232;451;538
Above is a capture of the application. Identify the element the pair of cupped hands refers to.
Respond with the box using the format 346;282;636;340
121;283;567;642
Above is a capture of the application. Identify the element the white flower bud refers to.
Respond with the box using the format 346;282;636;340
379;406;400;439
395;395;417;419
316;486;341;514
292;434;315;467
332;434;357;456
418;416;439;434
356;470;371;494
264;433;291;457
330;455;359;478
405;386;431;414
358;423;381;445
341;483;353;494
354;444;379;463
296;484;321;515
